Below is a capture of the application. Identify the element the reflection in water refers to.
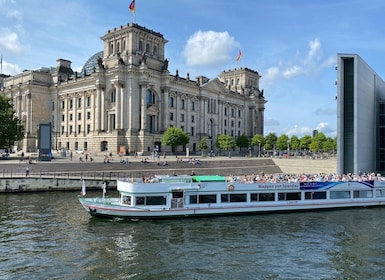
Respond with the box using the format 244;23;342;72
1;192;385;279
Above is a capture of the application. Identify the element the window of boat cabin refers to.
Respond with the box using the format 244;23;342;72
135;196;167;206
250;193;275;202
330;191;351;199
278;192;301;201
221;193;247;203
353;190;373;198
122;195;131;205
376;189;385;197
305;191;327;200
189;194;216;204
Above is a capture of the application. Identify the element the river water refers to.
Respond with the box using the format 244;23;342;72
1;191;385;280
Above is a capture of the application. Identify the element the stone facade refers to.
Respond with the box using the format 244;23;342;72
1;23;266;155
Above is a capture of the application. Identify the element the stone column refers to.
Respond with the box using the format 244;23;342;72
139;82;148;132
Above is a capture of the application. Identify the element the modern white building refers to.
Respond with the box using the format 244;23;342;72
336;53;385;174
1;23;266;156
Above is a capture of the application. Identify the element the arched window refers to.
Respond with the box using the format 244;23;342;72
153;46;157;56
139;41;143;51
146;90;156;105
122;39;126;51
146;43;150;53
109;43;114;55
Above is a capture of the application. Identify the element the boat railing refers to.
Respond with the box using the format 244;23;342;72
171;198;184;209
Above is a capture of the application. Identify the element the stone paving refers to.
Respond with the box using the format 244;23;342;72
0;152;337;177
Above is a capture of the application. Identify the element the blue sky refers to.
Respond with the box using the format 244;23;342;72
1;0;385;138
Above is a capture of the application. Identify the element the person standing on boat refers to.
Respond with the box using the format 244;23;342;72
25;166;29;176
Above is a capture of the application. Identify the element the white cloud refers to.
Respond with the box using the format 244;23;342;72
284;125;313;137
0;29;22;53
264;117;280;126
282;65;303;78
261;66;280;86
182;30;239;68
1;59;21;75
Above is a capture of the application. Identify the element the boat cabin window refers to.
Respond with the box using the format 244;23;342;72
221;193;247;203
330;191;351;199
278;192;301;201
135;196;167;206
251;193;275;202
305;191;327;200
189;194;216;204
122;195;132;205
353;190;373;198
376;189;385;197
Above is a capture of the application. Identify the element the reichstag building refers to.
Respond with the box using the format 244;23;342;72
1;23;266;156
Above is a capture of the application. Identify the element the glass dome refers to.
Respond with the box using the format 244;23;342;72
80;51;103;76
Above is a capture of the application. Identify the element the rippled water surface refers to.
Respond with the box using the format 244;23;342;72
1;191;385;279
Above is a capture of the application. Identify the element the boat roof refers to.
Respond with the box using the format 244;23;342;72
192;175;227;182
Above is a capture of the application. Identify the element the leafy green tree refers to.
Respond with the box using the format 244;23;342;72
299;135;312;151
215;134;236;155
236;135;249;151
0;95;24;148
161;127;189;153
289;135;300;152
276;134;289;151
264;132;277;150
251;133;264;147
322;137;335;153
198;138;209;156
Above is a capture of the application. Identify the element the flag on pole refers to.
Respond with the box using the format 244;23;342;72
236;50;242;62
129;0;136;12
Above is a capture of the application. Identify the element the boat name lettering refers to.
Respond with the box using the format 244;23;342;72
258;183;299;189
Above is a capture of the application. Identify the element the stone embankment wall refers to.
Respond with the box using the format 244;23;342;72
0;177;116;193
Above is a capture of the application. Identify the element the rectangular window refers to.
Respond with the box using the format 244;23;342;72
135;196;167;205
181;99;185;109
170;112;174;121
87;111;91;120
231;108;234;117
61;114;65;122
250;193;275;202
221;194;247;203
61;100;65;109
198;194;217;204
305;191;327;200
330;191;351;199
61;126;64;134
69;100;73;109
78;98;82;108
190;126;194;136
87;96;91;107
278;192;301;201
181;114;185;122
87;124;91;134
191;101;195;111
69;113;73;121
238;109;241;118
169;97;174;108
78;112;81;121
353;190;373;198
77;125;81;134
52;102;55;111
69;125;73;134
224;107;227;116
191;115;195;123
189;195;197;204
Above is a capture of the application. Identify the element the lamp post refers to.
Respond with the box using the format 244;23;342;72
287;140;290;158
258;141;261;157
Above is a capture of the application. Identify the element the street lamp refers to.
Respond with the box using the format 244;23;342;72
258;141;261;157
287;140;290;158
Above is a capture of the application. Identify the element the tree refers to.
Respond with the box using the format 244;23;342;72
264;132;277;151
236;135;249;151
289;135;300;154
276;134;289;151
161;127;189;153
198;138;209;156
215;134;236;155
0;95;24;148
299;135;312;151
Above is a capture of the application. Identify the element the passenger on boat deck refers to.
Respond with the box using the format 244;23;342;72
141;158;149;163
142;176;154;183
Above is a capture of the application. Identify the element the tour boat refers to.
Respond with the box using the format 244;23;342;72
77;174;385;219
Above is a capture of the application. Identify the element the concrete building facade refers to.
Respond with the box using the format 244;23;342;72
337;53;385;174
1;23;266;155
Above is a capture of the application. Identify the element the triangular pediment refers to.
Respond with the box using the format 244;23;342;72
201;78;227;93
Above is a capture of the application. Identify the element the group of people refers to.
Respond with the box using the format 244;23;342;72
227;172;382;183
